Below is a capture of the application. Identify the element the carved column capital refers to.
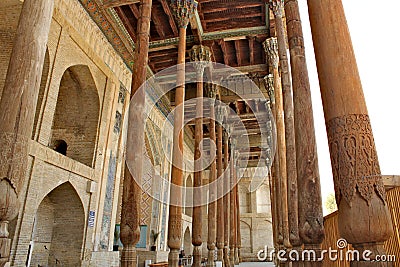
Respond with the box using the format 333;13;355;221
206;83;218;99
263;38;279;69
170;0;198;29
269;0;284;18
264;74;275;105
215;104;226;123
190;45;212;76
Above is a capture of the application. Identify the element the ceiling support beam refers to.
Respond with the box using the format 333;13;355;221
103;0;140;9
158;0;179;36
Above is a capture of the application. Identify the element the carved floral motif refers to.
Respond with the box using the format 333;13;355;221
327;114;386;206
170;0;198;29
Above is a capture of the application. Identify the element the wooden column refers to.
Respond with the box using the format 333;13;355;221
0;0;54;265
235;172;241;264
120;1;152;266
265;75;281;251
206;84;218;267
307;0;393;266
229;139;236;267
270;0;298;255
167;1;197;266
190;45;211;267
215;103;225;265
263;37;291;255
284;0;324;264
223;131;230;267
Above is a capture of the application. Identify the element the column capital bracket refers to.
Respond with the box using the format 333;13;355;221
170;0;198;29
263;37;279;69
190;45;212;75
269;0;284;18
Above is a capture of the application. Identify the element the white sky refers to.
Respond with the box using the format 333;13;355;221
298;1;400;214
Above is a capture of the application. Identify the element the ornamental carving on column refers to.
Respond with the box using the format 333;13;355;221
264;74;275;105
190;45;212;75
327;114;386;206
269;0;284;17
263;38;279;70
170;0;198;29
206;83;218;99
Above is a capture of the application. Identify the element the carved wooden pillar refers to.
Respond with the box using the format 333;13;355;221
229;139;236;267
223;131;230;267
263;37;291;255
307;0;393;266
235;171;241;264
215;103;225;265
0;0;54;265
206;84;218;267
269;1;298;256
120;1;152;266
190;45;211;267
265;75;281;250
167;1;197;266
284;1;324;265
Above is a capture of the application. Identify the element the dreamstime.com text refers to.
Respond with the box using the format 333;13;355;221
257;239;396;263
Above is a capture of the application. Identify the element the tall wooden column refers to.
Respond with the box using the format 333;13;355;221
0;0;54;265
265;75;281;251
307;0;393;266
269;0;299;255
235;172;241;265
263;37;291;254
120;1;152;266
190;45;211;267
229;140;236;267
215;103;225;265
284;0;324;264
206;84;218;267
223;131;230;267
167;1;197;266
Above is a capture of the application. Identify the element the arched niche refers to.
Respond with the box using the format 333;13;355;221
50;65;100;167
29;182;85;267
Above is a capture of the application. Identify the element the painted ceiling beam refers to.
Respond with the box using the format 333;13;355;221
103;0;140;9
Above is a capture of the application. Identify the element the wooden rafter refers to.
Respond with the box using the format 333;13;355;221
103;0;139;9
151;8;166;38
158;0;178;36
248;37;255;65
234;40;242;66
202;1;262;13
115;6;137;41
219;40;230;66
129;4;140;20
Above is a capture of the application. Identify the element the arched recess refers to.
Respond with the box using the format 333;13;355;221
50;65;100;167
29;182;85;267
185;175;193;217
32;48;50;139
183;226;192;255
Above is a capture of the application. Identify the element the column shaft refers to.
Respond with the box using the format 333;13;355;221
235;178;241;264
307;0;393;265
0;0;54;265
223;133;230;267
167;26;187;266
229;148;236;267
216;110;224;264
285;0;324;265
207;85;217;267
120;1;152;266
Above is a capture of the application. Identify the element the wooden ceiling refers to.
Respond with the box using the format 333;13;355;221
101;0;275;167
111;0;272;74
